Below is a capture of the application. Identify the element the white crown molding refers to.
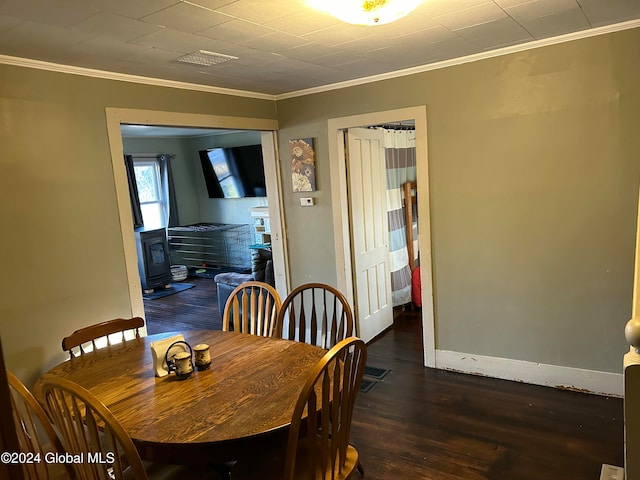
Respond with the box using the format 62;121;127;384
436;349;624;397
0;20;638;101
276;20;640;100
0;54;276;101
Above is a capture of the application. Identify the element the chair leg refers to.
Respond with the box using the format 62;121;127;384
357;460;365;476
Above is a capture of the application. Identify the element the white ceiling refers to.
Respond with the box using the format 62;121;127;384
1;0;639;97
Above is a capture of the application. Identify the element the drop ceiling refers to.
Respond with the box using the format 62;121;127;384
0;0;638;98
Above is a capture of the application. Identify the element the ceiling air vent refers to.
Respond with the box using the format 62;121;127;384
176;50;238;67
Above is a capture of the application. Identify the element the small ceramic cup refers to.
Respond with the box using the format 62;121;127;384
193;344;211;371
173;351;193;379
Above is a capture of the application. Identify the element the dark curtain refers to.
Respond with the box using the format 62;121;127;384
124;155;143;228
157;154;180;227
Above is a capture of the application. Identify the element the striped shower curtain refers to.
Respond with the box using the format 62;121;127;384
382;128;418;307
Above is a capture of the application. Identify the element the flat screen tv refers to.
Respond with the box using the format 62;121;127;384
199;145;267;198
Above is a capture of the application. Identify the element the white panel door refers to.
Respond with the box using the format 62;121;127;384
347;127;393;343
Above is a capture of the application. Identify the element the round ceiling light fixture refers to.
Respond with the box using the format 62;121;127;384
306;0;424;26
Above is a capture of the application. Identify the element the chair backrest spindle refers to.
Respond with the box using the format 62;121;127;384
276;283;354;350
41;377;150;480
284;337;367;479
7;371;74;480
223;281;282;337
61;317;144;359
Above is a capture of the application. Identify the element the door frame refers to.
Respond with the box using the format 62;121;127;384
105;108;288;321
328;106;435;367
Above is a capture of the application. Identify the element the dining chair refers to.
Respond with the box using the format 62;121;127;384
7;371;74;480
40;376;220;480
230;336;367;479
222;281;282;337
61;316;145;359
275;283;354;350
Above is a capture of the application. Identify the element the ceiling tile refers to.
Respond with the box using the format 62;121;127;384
214;0;307;24
302;23;372;47
69;35;149;60
363;45;440;69
128;29;211;52
434;1;508;30
421;35;483;61
0;21;92;59
198;18;273;43
264;10;341;36
0;0;100;28
332;58;390;76
503;0;581;21
494;0;540;8
192;37;253;57
82;0;180;20
334;32;404;54
456;16;533;48
140;2;231;33
392;24;458;43
419;0;496;19
122;46;191;64
239;31;309;51
186;0;238;10
309;49;371;68
577;0;640;27
280;42;338;61
69;12;163;42
519;8;591;38
363;12;439;38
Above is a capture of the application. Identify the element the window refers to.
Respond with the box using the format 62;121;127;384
207;148;241;198
133;160;164;229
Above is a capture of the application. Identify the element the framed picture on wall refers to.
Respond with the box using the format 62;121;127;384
289;138;316;192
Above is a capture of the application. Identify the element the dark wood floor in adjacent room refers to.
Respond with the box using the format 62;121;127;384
143;283;624;479
143;276;221;334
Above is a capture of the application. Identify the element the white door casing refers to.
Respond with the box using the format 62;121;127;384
346;127;393;343
105;108;285;323
328;106;435;367
260;131;290;299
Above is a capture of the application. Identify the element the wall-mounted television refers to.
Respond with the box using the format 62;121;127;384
199;145;267;198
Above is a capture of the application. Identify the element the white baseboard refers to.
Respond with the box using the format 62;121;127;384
436;349;623;397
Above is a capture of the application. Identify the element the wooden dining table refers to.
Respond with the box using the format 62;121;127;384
34;330;328;465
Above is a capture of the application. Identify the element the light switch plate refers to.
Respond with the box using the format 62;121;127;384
300;197;315;206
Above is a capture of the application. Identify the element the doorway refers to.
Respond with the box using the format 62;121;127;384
105;108;286;329
328;106;435;367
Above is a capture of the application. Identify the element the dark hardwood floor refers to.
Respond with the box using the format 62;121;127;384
143;276;222;334
143;283;624;479
352;312;624;480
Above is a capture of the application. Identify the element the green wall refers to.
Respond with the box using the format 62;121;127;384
122;130;264;227
0;65;276;383
1;27;638;387
276;28;640;373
